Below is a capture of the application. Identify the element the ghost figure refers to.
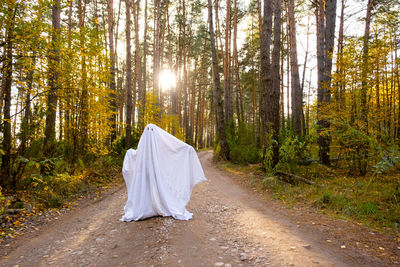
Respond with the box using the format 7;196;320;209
121;124;206;221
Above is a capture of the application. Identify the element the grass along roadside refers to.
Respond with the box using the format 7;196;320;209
216;159;400;236
0;156;123;244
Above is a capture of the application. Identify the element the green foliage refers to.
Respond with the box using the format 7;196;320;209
227;123;261;165
220;154;400;231
112;127;141;159
330;117;379;176
373;147;400;174
263;132;276;172
275;132;311;173
0;188;6;216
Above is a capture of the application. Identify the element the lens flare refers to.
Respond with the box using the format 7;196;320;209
159;69;176;91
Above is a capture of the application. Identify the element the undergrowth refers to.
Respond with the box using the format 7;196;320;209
217;160;400;234
0;132;139;241
0;155;122;240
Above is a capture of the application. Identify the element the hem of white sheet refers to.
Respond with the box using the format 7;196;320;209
120;176;206;222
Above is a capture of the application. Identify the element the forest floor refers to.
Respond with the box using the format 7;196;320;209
0;151;398;266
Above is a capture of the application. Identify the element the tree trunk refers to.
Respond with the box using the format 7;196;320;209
208;0;229;160
20;54;35;154
0;4;16;187
78;0;89;155
142;0;148;128
44;0;61;156
233;0;243;123
107;0;117;146
361;0;373;127
153;0;161;106
133;0;142;131
301;17;310;135
288;0;302;136
335;0;345;110
270;0;282;166
260;0;272;158
115;0;122;135
325;0;337;89
183;0;190;143
224;0;233;123
65;1;73;144
125;0;133;148
316;0;336;165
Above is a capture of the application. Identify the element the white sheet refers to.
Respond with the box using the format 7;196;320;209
120;124;206;221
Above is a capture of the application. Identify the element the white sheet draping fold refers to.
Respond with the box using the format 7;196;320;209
121;124;206;221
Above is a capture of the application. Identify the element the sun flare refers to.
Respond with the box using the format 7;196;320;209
159;69;176;91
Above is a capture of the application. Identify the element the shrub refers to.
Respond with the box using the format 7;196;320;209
112;128;141;160
229;143;260;164
275;133;311;173
227;123;261;165
331;119;379;175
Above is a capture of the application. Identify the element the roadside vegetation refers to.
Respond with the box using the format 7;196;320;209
217;123;400;235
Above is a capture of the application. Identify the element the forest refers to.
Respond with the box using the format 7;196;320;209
1;0;400;236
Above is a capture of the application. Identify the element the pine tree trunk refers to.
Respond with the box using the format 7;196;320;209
301;17;310;135
233;0;243;123
153;0;161;105
335;0;345;110
270;0;282;166
288;0;302;136
107;0;117;146
134;0;143;131
142;0;148;127
78;0;89;155
20;54;35;154
0;4;16;187
260;0;272;154
208;0;229;160
183;0;190;143
361;0;373;127
44;0;61;156
316;0;336;165
224;0;233;123
125;0;133;148
115;0;122;135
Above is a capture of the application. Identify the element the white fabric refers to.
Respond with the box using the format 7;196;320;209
120;124;206;221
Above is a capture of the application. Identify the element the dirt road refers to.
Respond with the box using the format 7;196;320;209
0;151;390;266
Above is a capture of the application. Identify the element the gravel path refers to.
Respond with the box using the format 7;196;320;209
0;151;387;266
